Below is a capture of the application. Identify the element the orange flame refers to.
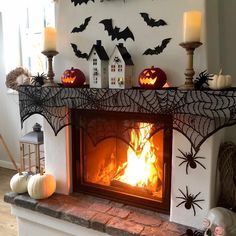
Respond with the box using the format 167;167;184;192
115;123;159;190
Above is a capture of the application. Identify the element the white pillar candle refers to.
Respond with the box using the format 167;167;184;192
43;27;57;51
183;11;202;43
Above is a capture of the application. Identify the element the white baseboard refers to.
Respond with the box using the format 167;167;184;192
0;159;19;170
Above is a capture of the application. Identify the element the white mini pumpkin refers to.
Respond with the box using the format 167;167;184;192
10;171;32;193
208;70;232;90
27;171;56;199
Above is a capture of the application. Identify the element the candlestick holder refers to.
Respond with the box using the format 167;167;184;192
41;50;59;86
179;42;202;89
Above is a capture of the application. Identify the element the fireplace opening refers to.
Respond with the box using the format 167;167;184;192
72;110;172;213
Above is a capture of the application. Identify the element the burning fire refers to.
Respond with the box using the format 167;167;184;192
114;123;159;192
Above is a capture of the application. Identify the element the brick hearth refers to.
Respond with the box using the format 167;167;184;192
4;192;199;236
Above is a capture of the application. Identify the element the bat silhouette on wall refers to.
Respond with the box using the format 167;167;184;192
71;43;88;59
143;38;171;55
140;12;167;27
71;17;92;33
71;0;94;6
99;19;135;41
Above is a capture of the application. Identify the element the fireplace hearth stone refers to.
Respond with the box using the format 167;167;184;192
4;192;198;236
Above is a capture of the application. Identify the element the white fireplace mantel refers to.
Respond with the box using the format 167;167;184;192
43;116;225;229
12;205;108;236
17;87;231;228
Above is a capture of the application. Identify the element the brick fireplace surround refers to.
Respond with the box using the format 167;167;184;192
5;192;192;236
5;86;236;236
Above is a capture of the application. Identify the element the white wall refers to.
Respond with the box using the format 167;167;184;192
0;12;21;169
0;8;43;169
54;0;207;87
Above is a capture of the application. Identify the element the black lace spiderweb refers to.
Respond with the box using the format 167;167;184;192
18;86;236;151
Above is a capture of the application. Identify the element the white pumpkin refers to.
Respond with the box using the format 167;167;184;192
10;171;32;193
208;70;232;90
27;171;56;199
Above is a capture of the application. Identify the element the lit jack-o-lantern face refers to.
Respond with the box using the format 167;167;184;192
61;67;86;87
138;66;167;89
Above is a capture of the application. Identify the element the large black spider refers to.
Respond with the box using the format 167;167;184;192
180;229;204;236
194;70;213;89
31;73;47;86
176;147;206;175
176;186;204;216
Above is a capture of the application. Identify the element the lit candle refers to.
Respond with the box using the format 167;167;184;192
183;11;202;43
43;27;57;51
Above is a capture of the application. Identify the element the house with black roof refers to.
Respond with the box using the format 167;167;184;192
88;40;109;88
109;43;134;89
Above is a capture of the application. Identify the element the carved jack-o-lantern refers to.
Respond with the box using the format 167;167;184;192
138;66;167;89
61;67;86;87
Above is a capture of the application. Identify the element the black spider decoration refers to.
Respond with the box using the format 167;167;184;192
31;73;47;86
176;186;204;216
180;229;204;236
194;70;213;89
114;56;121;63
176;147;206;175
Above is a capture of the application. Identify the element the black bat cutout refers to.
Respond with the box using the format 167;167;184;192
71;0;94;6
71;17;92;33
140;12;167;27
71;43;88;59
99;19;135;41
143;38;171;55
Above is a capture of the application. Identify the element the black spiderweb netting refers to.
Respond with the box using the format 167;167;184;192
18;86;236;151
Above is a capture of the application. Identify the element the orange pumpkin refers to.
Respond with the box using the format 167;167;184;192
61;67;85;87
138;66;167;89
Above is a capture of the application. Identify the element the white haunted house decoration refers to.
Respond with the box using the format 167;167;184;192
109;43;134;89
88;40;109;88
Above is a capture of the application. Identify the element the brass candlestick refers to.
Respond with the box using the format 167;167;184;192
179;42;202;89
41;50;59;86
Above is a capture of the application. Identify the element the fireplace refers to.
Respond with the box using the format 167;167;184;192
72;110;172;213
17;86;233;228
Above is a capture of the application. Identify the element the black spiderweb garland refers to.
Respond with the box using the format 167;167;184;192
18;87;236;153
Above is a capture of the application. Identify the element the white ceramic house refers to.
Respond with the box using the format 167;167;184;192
109;43;134;89
88;40;109;88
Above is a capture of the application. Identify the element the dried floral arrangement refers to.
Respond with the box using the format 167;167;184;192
5;67;31;91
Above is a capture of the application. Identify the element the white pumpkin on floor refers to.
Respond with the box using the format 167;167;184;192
10;170;32;194
27;170;56;199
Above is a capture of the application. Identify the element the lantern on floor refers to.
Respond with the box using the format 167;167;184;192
19;123;44;173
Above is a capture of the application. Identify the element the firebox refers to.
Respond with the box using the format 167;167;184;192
72;110;172;213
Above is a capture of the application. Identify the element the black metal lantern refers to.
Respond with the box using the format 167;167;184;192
19;123;44;173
